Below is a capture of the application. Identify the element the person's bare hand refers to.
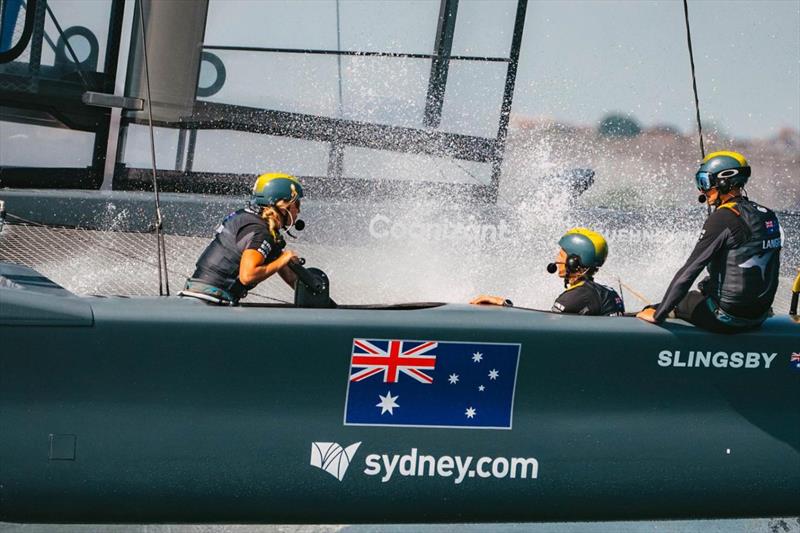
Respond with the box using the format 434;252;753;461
470;294;506;306
636;307;658;323
280;249;298;266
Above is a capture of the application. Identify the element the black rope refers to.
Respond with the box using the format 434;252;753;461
137;0;170;296
683;0;705;160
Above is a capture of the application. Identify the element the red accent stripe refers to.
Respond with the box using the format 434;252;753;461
351;355;436;368
351;367;383;382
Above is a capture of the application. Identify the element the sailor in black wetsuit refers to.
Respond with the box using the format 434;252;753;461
637;151;782;333
547;228;624;316
180;173;303;304
471;227;624;316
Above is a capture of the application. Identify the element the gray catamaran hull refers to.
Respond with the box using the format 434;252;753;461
0;269;797;523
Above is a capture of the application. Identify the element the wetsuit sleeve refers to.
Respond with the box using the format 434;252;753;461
653;210;738;322
552;286;594;315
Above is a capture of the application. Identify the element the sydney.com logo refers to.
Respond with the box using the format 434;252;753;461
310;442;539;484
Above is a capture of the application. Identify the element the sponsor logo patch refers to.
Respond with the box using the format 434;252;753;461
257;239;272;257
344;339;520;429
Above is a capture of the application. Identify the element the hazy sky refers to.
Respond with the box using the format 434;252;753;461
201;0;800;139
2;0;798;170
514;0;800;138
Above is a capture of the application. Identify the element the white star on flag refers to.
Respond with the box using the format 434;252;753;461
478;385;485;391
376;392;399;415
488;369;499;380
472;352;483;362
448;373;459;384
465;407;476;419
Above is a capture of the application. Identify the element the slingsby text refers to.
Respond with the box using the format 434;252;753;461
658;350;777;369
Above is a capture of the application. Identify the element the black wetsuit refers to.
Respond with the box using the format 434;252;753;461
653;198;781;332
551;278;625;316
190;207;284;301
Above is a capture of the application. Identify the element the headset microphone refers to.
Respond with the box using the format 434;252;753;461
698;194;707;203
546;263;558;274
294;219;305;231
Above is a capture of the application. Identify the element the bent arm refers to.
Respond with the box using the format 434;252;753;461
239;249;294;287
653;212;735;322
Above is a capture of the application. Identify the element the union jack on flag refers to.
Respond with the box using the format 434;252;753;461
350;339;438;384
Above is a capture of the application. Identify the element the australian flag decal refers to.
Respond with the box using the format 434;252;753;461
791;352;800;373
343;339;521;429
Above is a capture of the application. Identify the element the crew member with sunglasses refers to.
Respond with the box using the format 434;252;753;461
637;151;782;332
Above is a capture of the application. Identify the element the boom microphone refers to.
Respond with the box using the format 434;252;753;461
698;194;707;203
546;263;558;274
285;219;305;238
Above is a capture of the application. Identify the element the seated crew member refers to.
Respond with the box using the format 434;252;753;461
181;173;303;304
470;227;625;316
636;151;782;333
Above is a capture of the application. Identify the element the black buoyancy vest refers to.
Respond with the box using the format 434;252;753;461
192;208;283;297
585;279;626;316
709;199;781;317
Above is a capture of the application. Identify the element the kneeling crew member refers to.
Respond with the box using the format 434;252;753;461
637;151;782;332
471;227;624;316
182;173;303;304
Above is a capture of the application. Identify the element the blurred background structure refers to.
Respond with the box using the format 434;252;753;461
0;0;798;308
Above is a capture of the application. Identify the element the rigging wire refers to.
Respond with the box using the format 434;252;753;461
682;0;705;160
136;0;170;296
682;0;711;218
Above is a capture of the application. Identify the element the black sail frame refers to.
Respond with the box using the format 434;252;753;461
0;0;529;203
116;0;529;202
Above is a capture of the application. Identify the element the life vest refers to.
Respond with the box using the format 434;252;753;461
707;199;781;319
191;207;284;299
554;278;625;316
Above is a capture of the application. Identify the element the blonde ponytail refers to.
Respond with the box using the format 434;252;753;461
259;206;282;239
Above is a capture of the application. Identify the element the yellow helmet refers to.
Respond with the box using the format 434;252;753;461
558;227;608;269
695;151;750;192
251;173;303;206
